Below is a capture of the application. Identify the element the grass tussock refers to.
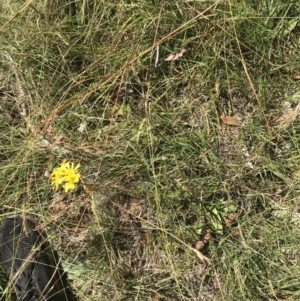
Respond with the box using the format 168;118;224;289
1;0;300;300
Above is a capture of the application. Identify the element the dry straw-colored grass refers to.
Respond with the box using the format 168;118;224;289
1;0;300;300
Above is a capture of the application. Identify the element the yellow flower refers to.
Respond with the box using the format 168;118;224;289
50;160;81;192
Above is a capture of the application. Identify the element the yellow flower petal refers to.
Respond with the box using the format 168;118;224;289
50;160;81;192
63;182;75;192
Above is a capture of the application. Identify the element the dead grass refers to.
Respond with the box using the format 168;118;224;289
1;0;300;300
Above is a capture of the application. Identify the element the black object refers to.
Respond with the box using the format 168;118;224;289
0;215;77;301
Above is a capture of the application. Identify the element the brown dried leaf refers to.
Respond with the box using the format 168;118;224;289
165;49;186;61
221;116;241;126
270;102;300;126
270;113;290;125
190;233;211;250
225;212;240;226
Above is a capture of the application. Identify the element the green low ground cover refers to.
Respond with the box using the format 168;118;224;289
1;0;300;300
